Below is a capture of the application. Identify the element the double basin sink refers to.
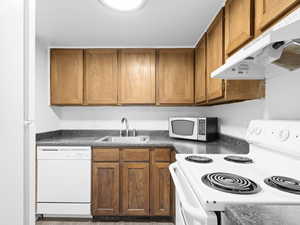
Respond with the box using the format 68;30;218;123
97;136;150;144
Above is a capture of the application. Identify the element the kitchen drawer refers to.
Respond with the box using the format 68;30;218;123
151;148;171;162
121;149;150;162
93;148;119;162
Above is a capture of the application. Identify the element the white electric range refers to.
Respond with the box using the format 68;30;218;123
170;120;300;225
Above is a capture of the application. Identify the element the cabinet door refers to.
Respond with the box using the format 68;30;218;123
119;49;156;104
158;49;194;104
92;163;119;216
195;36;207;104
207;10;225;101
50;49;83;105
170;151;176;217
151;162;171;216
256;0;299;32
121;163;150;216
84;49;118;105
225;0;254;56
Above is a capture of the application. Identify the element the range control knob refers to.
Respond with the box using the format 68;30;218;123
278;129;290;142
255;127;262;135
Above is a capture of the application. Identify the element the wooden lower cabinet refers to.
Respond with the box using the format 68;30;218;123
92;148;172;218
151;162;171;216
92;162;119;216
170;151;176;218
121;163;150;216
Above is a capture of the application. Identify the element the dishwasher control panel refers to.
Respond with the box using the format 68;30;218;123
37;146;91;160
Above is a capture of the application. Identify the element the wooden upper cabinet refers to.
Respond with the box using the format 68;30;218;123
195;36;207;104
119;49;156;104
255;0;300;33
206;10;225;101
92;162;119;216
225;0;254;56
84;49;118;105
50;49;83;105
121;163;150;216
158;49;194;104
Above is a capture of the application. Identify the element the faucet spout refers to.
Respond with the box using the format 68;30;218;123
120;117;129;137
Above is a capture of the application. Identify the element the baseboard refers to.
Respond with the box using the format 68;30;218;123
93;216;173;222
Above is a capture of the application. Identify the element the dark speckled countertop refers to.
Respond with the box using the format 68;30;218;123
225;204;300;225
36;130;249;154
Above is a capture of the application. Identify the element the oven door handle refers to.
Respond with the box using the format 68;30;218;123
169;162;217;223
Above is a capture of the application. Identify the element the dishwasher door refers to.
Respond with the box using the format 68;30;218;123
37;146;91;215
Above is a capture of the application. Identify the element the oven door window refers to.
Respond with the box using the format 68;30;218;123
172;120;195;136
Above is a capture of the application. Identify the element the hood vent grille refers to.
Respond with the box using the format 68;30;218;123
272;39;300;71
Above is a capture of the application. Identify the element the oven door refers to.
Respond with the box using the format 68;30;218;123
169;162;217;225
169;118;198;140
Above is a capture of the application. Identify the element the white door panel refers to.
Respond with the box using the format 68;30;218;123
24;122;36;225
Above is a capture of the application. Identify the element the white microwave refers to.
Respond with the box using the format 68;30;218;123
168;117;218;141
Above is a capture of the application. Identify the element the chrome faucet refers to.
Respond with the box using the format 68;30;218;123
120;117;129;137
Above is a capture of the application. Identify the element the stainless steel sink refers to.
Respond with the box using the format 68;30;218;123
97;136;150;143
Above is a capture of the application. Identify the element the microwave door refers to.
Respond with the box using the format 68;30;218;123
169;119;198;140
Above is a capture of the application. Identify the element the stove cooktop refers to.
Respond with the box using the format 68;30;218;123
175;153;300;211
173;121;300;211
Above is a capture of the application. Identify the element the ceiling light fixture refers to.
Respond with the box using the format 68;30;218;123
99;0;148;12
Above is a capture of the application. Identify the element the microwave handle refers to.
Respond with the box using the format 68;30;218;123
169;163;217;222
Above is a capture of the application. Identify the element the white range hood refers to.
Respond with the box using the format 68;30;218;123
212;8;300;80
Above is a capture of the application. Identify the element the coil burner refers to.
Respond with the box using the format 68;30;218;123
185;155;213;163
224;155;253;164
265;176;300;195
202;172;260;194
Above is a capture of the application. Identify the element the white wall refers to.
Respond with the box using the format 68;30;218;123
265;68;300;120
0;1;25;224
35;39;60;132
58;106;208;130
206;99;266;139
206;66;300;139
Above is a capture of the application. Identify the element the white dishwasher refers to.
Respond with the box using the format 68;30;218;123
37;146;91;216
